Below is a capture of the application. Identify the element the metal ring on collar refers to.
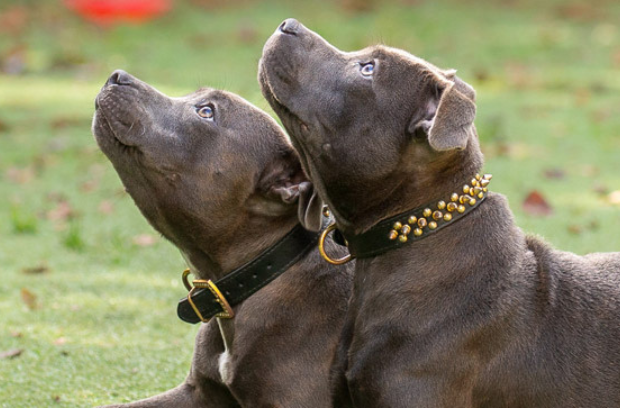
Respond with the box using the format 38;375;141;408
318;223;354;265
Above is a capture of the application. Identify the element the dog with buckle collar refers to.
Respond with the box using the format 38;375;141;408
92;70;353;407
259;18;620;408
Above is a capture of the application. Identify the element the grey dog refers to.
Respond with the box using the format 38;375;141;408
259;18;620;408
92;70;352;407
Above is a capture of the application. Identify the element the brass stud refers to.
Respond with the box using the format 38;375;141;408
398;235;408;243
413;228;423;236
388;230;399;240
463;185;470;194
428;221;437;230
480;179;490;187
471;178;479;187
322;206;330;217
457;205;466;213
475;174;482;181
473;187;482;196
482;187;488;193
483;173;493;180
469;198;477;206
437;200;446;210
460;195;470;204
393;221;403;231
408;215;417;225
451;193;459;202
423;208;432;217
401;225;411;235
447;202;458;212
418;218;427;228
444;213;453;221
432;211;443;220
478;192;484;199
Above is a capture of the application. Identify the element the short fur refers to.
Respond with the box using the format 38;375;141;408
259;19;620;408
92;70;353;407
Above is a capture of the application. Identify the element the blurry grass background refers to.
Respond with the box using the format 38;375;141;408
1;0;620;406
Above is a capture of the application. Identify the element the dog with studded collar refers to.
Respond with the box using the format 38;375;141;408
259;18;620;408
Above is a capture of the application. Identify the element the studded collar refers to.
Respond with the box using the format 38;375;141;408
321;174;492;262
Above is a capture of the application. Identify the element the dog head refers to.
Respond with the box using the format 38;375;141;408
259;19;483;232
93;70;322;275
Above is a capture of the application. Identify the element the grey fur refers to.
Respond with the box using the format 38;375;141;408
92;70;352;407
259;19;620;408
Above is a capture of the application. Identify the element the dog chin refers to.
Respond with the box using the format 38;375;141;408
92;109;139;157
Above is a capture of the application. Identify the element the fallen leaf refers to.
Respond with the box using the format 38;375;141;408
523;190;553;216
20;288;38;310
50;117;82;130
567;225;582;235
5;166;35;184
46;192;67;202
0;118;10;133
580;165;599;177
236;22;258;44
613;49;620;69
132;234;158;247
0;348;23;359
0;6;28;35
46;201;78;222
53;337;67;346
592;183;608;196
98;200;114;214
556;3;600;21
542;168;566;180
21;264;50;275
340;0;375;13
79;179;99;192
52;395;61;403
10;331;22;338
607;191;620;206
1;45;27;75
473;67;489;83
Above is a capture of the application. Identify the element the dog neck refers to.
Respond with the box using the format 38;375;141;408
330;173;492;260
180;215;300;282
337;141;484;236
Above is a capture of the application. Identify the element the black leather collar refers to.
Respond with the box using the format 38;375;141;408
177;224;321;324
331;174;492;259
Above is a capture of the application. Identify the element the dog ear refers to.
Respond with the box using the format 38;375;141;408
296;181;324;232
260;151;324;231
442;70;476;102
408;75;476;152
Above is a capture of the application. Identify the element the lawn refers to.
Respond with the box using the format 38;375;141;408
1;0;619;406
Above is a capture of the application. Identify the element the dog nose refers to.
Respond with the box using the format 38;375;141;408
279;18;299;35
107;69;133;86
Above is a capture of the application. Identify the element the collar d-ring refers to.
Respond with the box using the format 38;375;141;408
318;223;354;265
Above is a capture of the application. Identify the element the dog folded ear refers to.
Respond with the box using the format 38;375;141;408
408;75;476;152
427;81;476;151
297;181;324;232
441;70;476;102
258;151;323;231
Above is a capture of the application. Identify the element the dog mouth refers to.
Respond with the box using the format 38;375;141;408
93;90;142;153
259;62;310;137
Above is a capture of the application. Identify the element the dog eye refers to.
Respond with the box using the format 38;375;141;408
197;105;214;120
360;62;374;77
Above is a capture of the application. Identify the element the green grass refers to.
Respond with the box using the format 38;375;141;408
1;0;620;406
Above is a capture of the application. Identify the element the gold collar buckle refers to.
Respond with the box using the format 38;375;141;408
181;269;235;322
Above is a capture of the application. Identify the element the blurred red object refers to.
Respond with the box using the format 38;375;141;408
64;0;172;25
